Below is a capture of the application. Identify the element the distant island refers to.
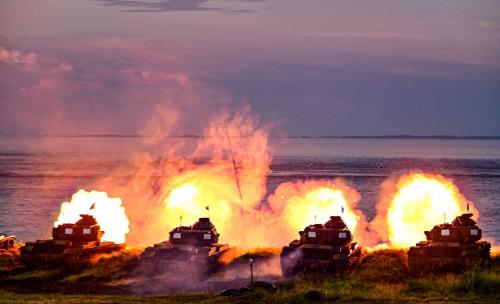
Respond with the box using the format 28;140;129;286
326;135;500;140
280;135;500;140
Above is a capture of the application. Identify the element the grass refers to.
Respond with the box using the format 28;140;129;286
1;250;499;303
353;249;408;282
0;292;216;304
63;250;139;284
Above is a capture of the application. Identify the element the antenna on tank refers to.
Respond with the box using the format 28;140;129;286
180;215;182;227
206;205;210;219
467;203;470;213
314;215;317;224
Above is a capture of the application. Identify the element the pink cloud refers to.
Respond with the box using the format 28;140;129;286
58;62;74;72
0;43;231;136
0;46;38;66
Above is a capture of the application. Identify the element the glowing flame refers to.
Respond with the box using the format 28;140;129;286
284;187;358;231
54;189;130;243
380;172;477;248
152;108;274;248
167;184;199;210
269;179;368;244
164;181;233;231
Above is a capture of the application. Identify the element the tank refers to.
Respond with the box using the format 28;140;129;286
0;234;16;252
0;234;19;269
408;213;491;276
280;216;362;277
20;214;125;268
139;217;230;278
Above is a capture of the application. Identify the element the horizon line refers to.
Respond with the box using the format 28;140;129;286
1;134;499;140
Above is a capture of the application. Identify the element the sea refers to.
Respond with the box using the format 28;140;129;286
0;136;499;244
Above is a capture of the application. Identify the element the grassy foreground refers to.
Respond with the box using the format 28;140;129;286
0;250;499;303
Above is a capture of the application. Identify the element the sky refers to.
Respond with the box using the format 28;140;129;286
1;0;499;136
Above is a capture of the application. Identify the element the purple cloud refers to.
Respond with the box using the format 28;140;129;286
0;44;231;136
90;0;264;13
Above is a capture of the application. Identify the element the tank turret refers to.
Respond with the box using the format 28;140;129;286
0;234;16;251
169;217;220;246
139;217;230;279
20;214;124;269
422;213;483;244
280;216;362;277
0;234;19;270
408;213;491;276
52;214;103;243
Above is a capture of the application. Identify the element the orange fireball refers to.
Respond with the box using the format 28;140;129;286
54;189;130;244
374;172;478;248
269;179;368;244
283;187;359;232
164;181;233;232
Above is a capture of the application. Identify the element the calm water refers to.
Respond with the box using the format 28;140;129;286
0;136;499;244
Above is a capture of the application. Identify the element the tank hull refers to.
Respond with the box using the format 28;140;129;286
408;241;491;276
139;242;230;279
280;243;362;277
0;250;20;270
20;239;125;269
